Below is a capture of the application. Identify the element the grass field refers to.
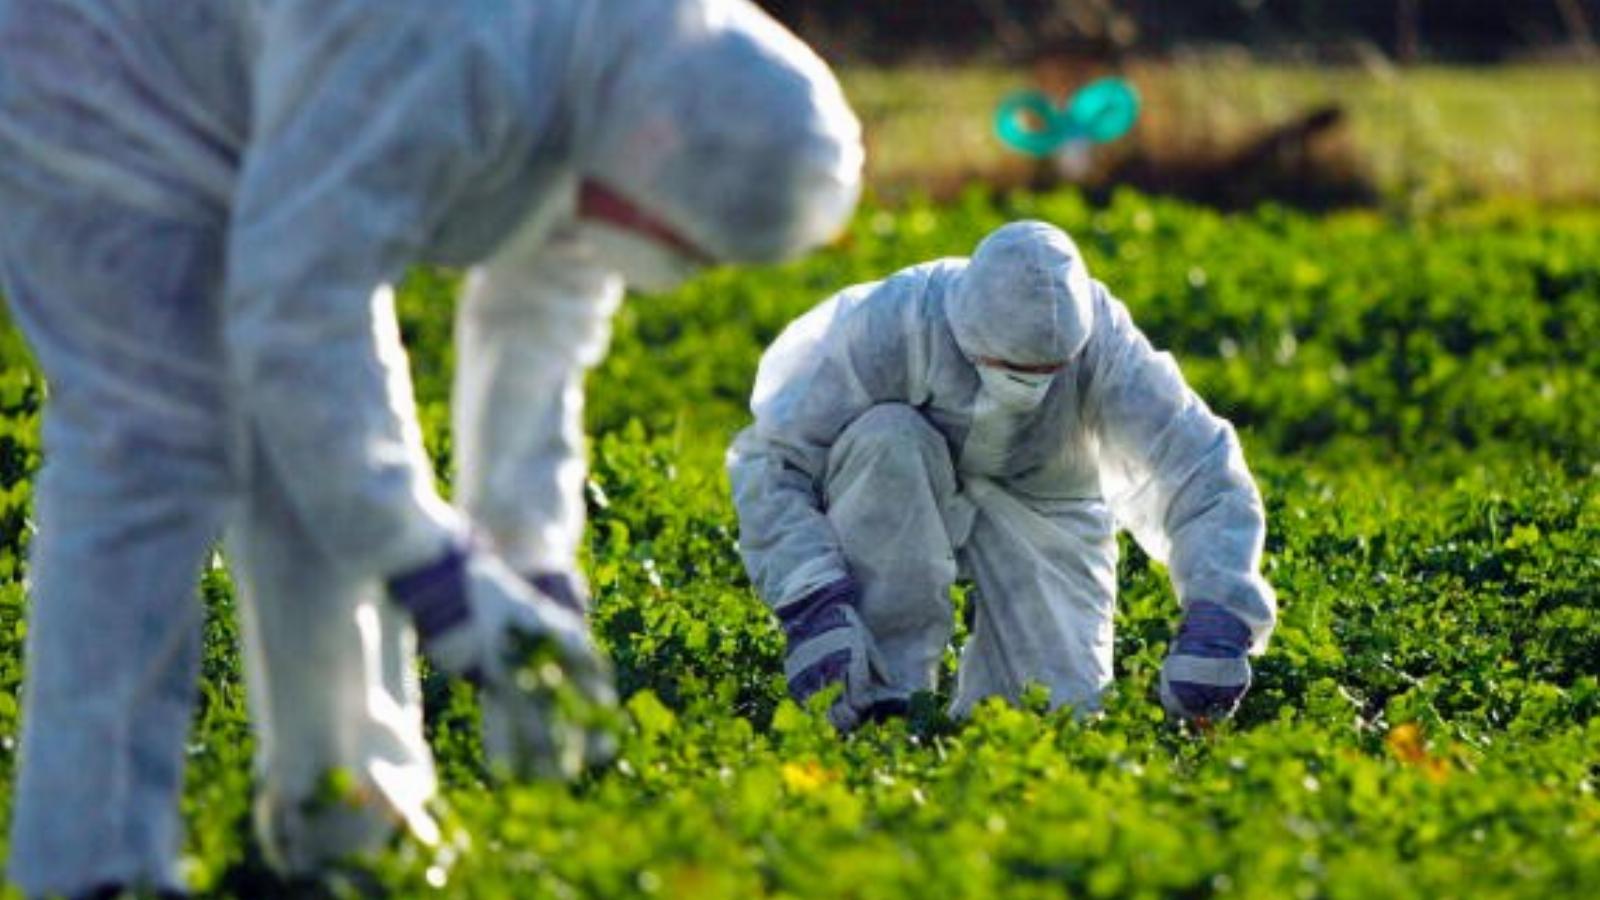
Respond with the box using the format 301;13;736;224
1;185;1596;896
843;60;1600;203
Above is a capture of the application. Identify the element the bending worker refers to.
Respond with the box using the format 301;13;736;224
0;0;861;894
728;221;1275;731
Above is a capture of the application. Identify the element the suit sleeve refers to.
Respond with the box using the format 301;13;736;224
225;3;520;575
1083;285;1277;650
453;222;624;576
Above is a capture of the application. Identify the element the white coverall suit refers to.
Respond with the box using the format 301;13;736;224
728;222;1276;722
0;0;861;894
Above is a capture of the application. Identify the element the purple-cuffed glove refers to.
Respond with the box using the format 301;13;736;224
777;578;903;731
526;570;588;617
388;543;616;778
1159;600;1253;723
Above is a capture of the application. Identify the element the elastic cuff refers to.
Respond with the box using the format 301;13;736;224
775;577;858;642
526;571;587;616
789;648;852;701
1175;600;1251;658
387;542;472;643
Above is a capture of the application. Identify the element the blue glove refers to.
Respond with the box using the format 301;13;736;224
1159;601;1253;723
777;578;902;730
388;543;616;778
526;570;588;617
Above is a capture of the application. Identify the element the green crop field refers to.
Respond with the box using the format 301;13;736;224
1;188;1598;897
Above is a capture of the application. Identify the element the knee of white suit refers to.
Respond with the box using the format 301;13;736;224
820;405;964;693
826;404;956;497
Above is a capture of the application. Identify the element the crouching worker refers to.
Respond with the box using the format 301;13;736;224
0;0;861;895
728;222;1276;732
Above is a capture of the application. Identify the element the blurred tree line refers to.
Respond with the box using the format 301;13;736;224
759;0;1599;63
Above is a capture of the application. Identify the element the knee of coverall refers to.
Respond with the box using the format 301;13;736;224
819;404;969;693
830;404;941;456
826;403;978;554
827;403;945;506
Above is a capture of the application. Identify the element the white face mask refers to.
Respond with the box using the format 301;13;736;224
578;221;702;294
976;365;1056;412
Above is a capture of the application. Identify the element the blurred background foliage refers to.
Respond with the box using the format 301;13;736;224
758;0;1599;62
758;1;1600;207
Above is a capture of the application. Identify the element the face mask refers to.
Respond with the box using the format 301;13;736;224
976;365;1055;412
578;221;702;294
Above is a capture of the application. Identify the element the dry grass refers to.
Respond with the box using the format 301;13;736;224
839;57;1600;205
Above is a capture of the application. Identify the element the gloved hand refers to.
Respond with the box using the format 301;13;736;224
777;578;904;732
1159;600;1253;724
525;570;587;617
388;542;617;779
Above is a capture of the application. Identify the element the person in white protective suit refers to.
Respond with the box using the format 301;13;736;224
0;0;862;895
728;221;1276;732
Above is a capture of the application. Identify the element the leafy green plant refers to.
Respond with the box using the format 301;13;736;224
0;188;1596;897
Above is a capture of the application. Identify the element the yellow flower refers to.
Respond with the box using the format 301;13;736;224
781;760;836;794
1386;723;1451;783
1386;723;1427;764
